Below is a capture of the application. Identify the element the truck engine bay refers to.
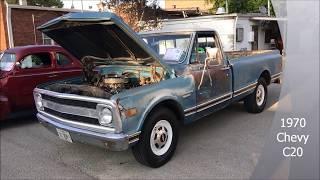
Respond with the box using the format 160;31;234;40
45;56;167;98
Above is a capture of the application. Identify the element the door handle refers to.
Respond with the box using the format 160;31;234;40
221;66;230;70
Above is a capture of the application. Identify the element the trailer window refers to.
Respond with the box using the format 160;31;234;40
236;28;244;42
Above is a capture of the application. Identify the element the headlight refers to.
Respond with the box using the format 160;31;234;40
34;93;43;111
97;105;112;126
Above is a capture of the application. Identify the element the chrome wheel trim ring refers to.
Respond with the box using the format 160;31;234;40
150;120;173;156
256;84;265;106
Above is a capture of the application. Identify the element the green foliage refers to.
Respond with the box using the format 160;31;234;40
26;0;64;8
6;0;19;4
207;0;273;14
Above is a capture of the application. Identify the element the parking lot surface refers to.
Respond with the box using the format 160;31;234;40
1;85;281;179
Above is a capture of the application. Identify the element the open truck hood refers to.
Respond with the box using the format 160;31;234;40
38;12;174;76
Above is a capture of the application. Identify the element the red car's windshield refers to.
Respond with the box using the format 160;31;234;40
0;53;16;71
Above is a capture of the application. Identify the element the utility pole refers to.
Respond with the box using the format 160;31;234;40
81;0;84;12
226;0;229;13
71;0;74;9
32;14;37;45
268;0;271;16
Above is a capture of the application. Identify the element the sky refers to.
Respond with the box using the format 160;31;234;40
62;0;101;11
61;0;166;11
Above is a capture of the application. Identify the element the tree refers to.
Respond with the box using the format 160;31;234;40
6;0;19;4
108;0;164;31
26;0;63;8
207;0;273;14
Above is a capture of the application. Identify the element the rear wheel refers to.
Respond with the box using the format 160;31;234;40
132;108;179;168
244;78;268;113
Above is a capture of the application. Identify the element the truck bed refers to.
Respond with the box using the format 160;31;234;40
226;50;277;60
227;50;282;95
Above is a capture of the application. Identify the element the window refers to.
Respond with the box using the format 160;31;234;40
20;53;51;69
190;33;223;65
0;53;16;71
42;33;54;45
56;53;71;66
265;29;272;43
142;34;191;63
236;28;244;42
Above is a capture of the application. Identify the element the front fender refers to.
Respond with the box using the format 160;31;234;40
113;76;194;134
136;95;182;131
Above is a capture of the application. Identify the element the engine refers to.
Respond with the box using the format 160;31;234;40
46;56;166;98
92;68;164;95
99;73;130;94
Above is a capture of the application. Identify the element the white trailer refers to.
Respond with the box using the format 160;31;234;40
160;13;283;52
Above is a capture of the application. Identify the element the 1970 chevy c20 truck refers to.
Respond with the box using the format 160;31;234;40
34;12;282;167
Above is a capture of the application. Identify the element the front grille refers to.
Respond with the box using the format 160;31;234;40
44;107;100;125
41;93;101;126
42;94;97;109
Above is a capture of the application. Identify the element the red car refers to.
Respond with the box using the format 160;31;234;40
0;45;82;120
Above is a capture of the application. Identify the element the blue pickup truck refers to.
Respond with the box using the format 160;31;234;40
34;12;282;167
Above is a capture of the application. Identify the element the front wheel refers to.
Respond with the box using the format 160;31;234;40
132;108;179;168
244;78;268;113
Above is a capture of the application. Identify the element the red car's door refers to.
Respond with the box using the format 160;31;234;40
9;51;59;109
53;51;82;80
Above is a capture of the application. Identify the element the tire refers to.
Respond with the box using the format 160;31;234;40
244;78;268;113
132;107;179;168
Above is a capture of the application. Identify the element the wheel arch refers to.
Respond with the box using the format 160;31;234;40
259;70;271;85
137;98;184;131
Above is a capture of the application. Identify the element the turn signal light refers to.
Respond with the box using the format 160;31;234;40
125;108;137;117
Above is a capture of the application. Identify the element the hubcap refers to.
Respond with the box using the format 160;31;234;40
256;84;265;106
150;120;173;156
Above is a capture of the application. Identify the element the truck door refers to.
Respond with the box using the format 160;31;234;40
207;32;233;106
189;32;232;114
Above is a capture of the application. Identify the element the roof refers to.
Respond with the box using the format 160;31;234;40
250;16;287;21
140;28;217;35
7;4;85;12
5;45;63;53
162;13;281;22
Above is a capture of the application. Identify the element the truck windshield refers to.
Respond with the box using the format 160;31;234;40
141;33;191;64
0;53;16;71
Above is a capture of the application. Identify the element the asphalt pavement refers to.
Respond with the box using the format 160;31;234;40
0;84;281;179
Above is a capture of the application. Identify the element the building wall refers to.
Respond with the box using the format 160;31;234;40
258;26;270;50
236;18;271;51
236;18;254;51
0;0;8;51
10;8;67;47
163;0;213;11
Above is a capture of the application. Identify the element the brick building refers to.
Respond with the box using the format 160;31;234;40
0;1;80;51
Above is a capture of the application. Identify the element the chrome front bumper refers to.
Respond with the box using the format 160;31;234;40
37;112;140;151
